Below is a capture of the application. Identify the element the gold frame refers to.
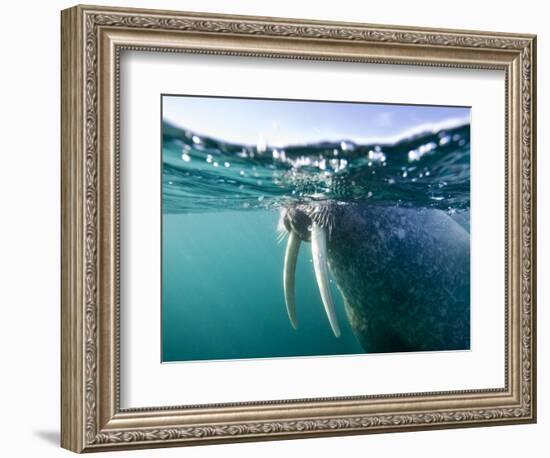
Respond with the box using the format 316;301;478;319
61;4;537;453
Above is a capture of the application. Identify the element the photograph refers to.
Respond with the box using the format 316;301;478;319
161;95;472;362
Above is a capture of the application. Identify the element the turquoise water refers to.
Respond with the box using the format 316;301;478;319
162;211;363;361
161;117;470;362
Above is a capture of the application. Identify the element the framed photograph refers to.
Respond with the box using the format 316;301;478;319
61;4;537;453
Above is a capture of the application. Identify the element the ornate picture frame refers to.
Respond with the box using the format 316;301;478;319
61;4;536;453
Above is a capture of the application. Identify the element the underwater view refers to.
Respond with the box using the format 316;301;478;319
161;95;471;362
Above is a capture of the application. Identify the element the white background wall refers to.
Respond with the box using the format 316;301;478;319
0;0;546;456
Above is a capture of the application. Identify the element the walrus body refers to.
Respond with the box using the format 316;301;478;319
282;203;470;353
327;204;470;353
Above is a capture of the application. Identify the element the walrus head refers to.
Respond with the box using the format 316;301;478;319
279;201;342;337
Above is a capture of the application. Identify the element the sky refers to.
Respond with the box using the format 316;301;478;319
162;95;470;148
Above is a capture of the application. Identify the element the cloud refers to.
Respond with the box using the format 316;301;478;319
375;112;395;128
357;116;471;146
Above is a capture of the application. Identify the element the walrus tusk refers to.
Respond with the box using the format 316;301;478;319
311;224;341;337
283;230;300;329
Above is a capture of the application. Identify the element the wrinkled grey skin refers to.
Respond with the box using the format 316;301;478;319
288;203;470;353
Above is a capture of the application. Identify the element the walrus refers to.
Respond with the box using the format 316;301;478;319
280;202;470;353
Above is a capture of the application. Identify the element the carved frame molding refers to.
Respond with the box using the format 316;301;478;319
61;4;536;453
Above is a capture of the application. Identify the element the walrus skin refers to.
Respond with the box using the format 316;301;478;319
283;203;470;353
